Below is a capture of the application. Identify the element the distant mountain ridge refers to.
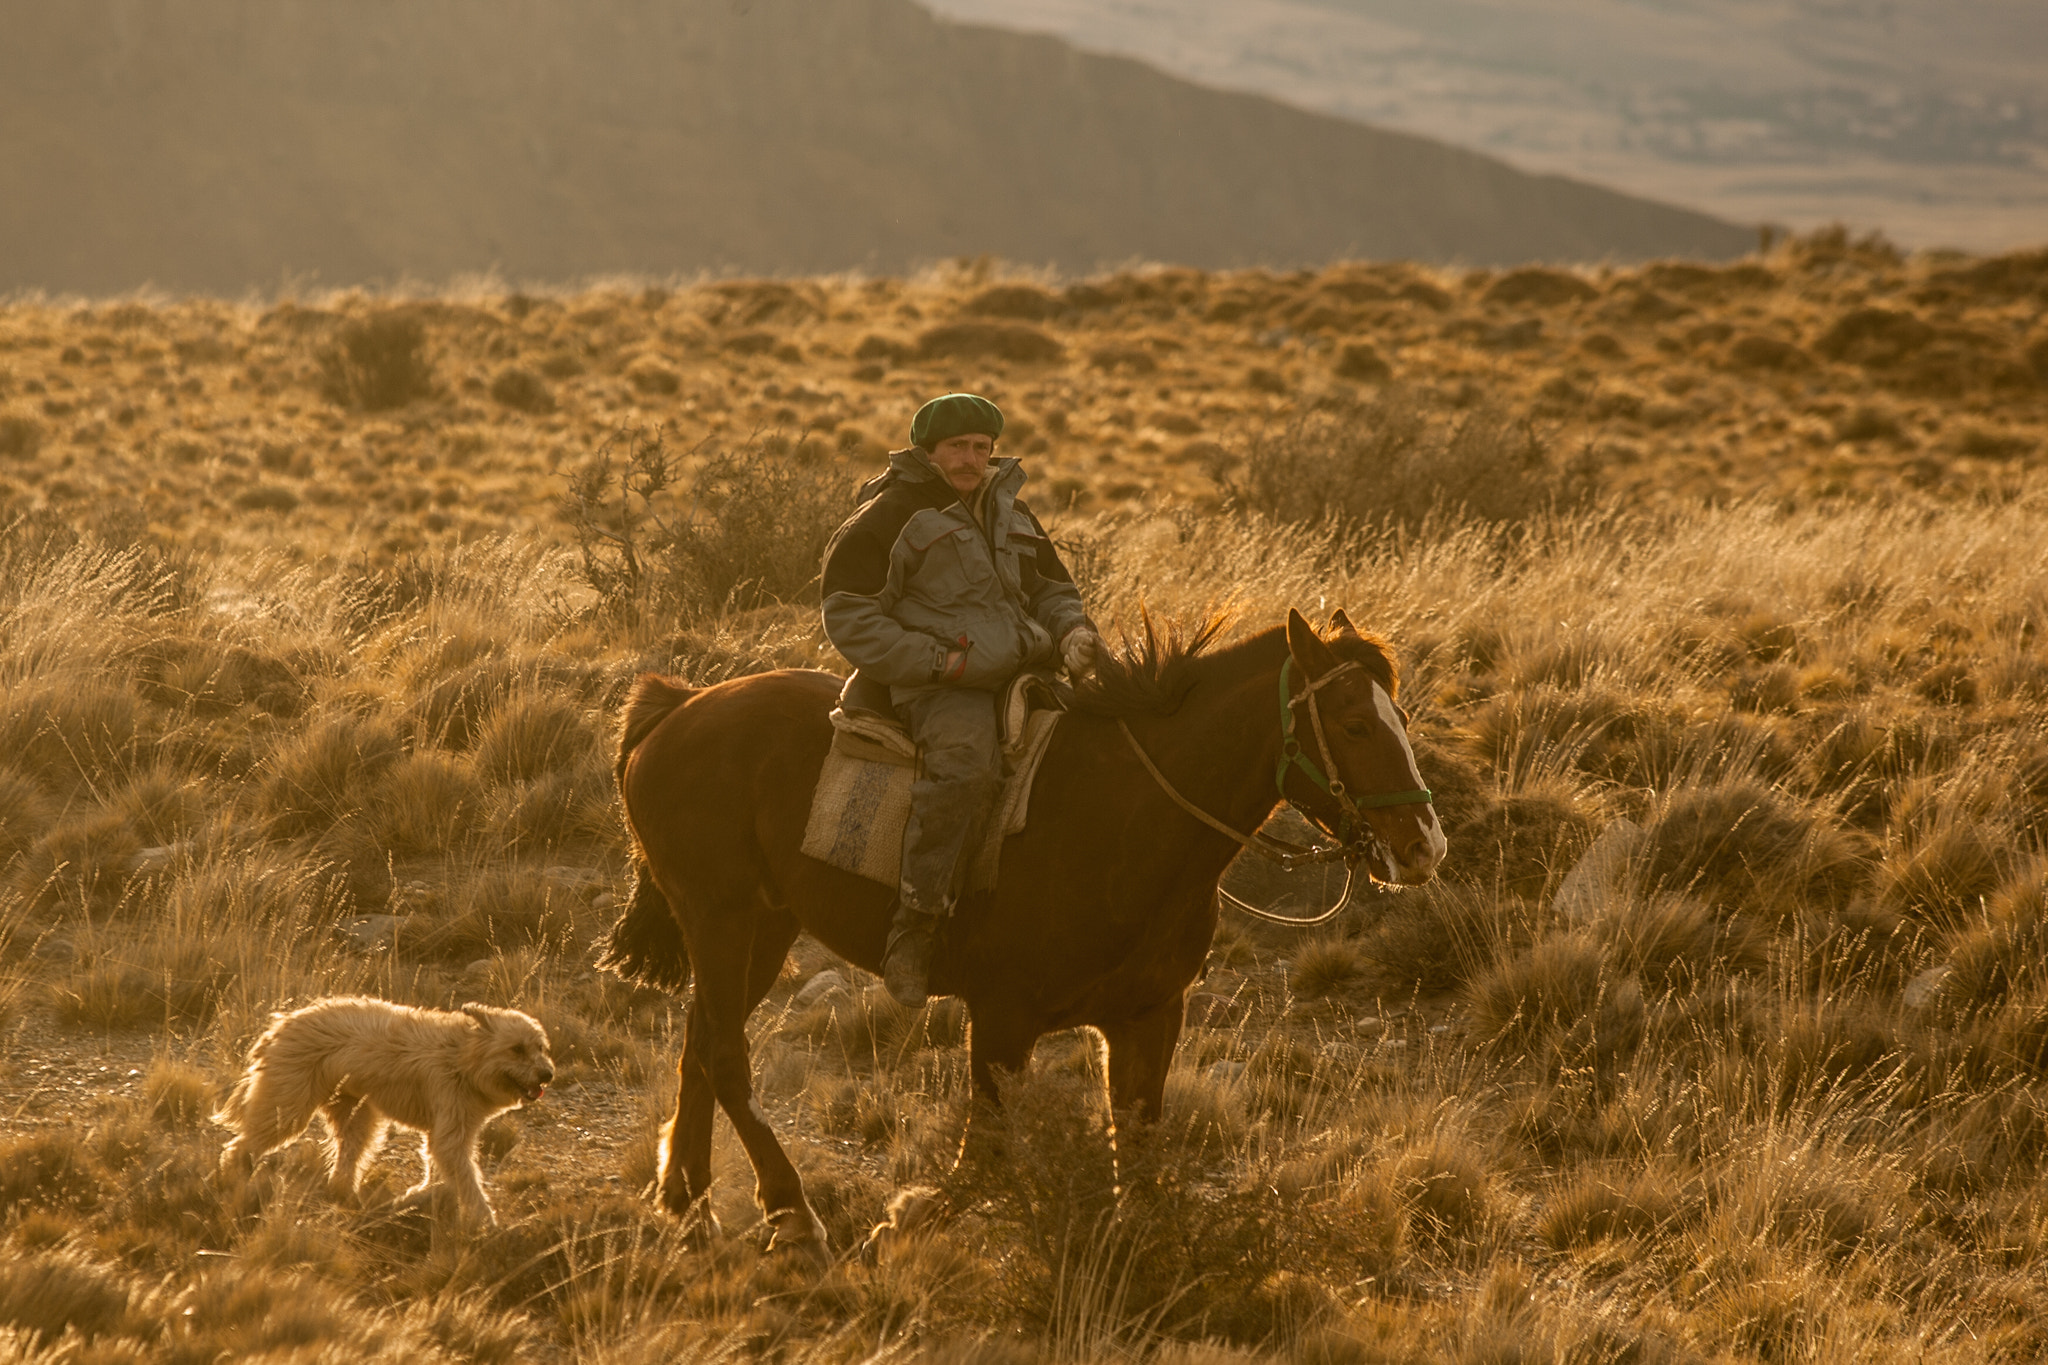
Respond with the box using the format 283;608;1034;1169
0;0;1754;296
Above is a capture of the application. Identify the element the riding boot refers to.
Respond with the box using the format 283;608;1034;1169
883;897;944;1009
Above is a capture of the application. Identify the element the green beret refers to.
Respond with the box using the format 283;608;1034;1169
911;393;1004;450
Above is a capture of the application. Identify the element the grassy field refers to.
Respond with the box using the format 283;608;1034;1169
2;231;2048;1362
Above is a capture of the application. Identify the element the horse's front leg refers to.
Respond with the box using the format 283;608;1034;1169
1099;990;1188;1125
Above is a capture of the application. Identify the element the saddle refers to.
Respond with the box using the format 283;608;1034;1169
799;671;1067;889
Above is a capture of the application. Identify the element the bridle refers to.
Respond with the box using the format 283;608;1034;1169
1117;656;1434;926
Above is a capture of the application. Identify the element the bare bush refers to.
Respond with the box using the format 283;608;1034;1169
563;426;849;624
316;312;437;411
1223;388;1598;532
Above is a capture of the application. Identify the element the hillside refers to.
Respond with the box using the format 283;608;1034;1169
3;240;2048;1360
0;0;1753;296
924;0;2048;252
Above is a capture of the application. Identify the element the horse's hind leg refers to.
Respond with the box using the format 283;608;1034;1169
697;909;826;1260
658;990;724;1235
658;905;816;1257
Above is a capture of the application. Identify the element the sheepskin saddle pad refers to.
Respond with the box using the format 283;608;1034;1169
800;673;1064;890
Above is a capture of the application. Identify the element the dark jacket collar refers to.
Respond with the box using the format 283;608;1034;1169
890;445;1027;503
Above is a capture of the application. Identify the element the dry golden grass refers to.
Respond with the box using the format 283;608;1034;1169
0;231;2046;1361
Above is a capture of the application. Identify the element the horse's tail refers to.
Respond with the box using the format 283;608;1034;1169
615;673;697;794
597;673;698;994
594;860;693;994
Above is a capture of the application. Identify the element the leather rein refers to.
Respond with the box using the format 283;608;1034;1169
1116;657;1433;926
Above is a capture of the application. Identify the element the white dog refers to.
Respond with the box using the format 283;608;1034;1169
216;996;554;1230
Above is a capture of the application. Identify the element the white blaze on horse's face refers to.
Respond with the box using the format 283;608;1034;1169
1363;679;1447;883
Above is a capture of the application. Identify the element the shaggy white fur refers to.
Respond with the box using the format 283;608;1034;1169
216;995;554;1231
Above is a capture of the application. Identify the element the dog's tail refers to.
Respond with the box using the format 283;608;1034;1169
211;1071;251;1130
594;859;693;995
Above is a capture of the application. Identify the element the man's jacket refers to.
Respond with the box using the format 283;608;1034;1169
821;446;1089;691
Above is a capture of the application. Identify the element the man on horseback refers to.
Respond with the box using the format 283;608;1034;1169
821;393;1101;1008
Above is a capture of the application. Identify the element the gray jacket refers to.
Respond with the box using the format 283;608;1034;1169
820;446;1090;691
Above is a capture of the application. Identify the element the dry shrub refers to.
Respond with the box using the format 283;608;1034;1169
1226;388;1595;534
916;320;1064;364
0;412;45;460
474;695;596;785
490;365;555;413
0;1131;105;1217
257;714;406;837
666;441;848;616
1333;342;1392;383
625;355;681;395
110;768;210;846
1482;268;1596;309
967;1067;1363;1349
964;284;1061;321
1289;933;1371;1000
1381;1130;1500;1247
142;1057;214;1129
317;311;437;410
1642;780;1865;913
1466;684;1690;788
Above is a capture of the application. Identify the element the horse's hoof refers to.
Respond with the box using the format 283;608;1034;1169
764;1206;831;1267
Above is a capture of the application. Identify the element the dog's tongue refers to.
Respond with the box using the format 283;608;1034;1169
526;1083;547;1103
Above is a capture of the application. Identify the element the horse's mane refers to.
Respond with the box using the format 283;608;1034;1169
1070;609;1400;717
1069;609;1233;717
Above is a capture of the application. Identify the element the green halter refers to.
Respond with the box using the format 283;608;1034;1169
1276;657;1434;843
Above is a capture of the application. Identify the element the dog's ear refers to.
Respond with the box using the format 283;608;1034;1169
460;1002;494;1028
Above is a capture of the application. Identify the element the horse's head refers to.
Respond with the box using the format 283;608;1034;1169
1280;607;1447;885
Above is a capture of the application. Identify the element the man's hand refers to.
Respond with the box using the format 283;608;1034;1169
1061;625;1102;678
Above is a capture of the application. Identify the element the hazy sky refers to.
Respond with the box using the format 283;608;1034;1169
923;0;2048;249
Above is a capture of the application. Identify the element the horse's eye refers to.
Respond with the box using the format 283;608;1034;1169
1341;720;1371;739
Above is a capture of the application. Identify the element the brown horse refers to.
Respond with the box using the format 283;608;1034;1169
599;608;1444;1258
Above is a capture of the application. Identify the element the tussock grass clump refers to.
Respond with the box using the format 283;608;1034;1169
0;675;144;797
476;696;597;785
1642;779;1865;913
0;1243;146;1348
917;320;1065;364
370;750;484;854
1535;1160;1693;1250
317;310;437;410
257;713;407;837
0;763;58;863
1465;934;1646;1077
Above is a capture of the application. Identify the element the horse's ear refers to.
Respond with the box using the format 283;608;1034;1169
1328;607;1358;636
1286;608;1339;679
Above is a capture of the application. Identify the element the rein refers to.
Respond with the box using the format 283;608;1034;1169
1116;656;1433;927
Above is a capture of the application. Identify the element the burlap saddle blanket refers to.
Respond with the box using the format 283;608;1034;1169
800;674;1064;890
